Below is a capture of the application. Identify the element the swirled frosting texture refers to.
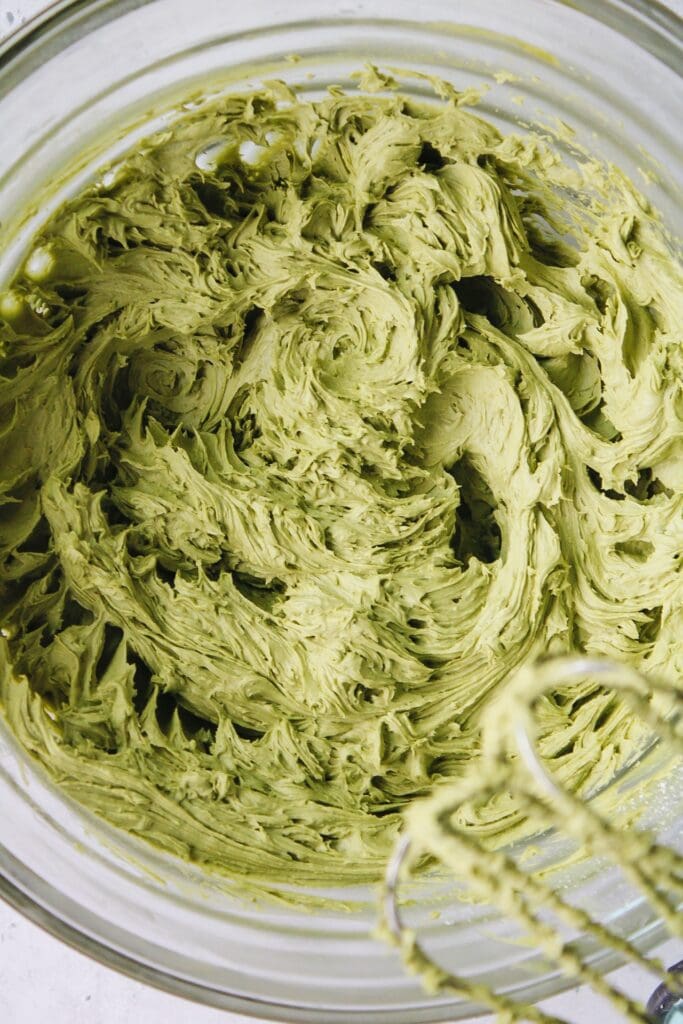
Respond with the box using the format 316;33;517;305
0;80;681;890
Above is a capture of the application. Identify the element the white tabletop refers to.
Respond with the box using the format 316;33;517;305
0;1;681;1021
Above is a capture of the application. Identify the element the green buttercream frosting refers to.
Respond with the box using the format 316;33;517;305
0;77;681;893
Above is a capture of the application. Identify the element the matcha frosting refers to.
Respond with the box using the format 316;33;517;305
0;77;681;893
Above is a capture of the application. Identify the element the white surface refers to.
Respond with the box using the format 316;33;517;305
0;0;681;1021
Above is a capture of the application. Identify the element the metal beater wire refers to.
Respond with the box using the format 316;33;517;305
382;654;683;1008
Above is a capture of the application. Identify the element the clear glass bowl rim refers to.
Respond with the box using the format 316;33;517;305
1;0;683;69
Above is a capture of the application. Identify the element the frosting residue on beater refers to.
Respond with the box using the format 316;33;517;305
382;657;683;1023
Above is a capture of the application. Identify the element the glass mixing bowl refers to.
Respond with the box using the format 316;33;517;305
0;1;681;1020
